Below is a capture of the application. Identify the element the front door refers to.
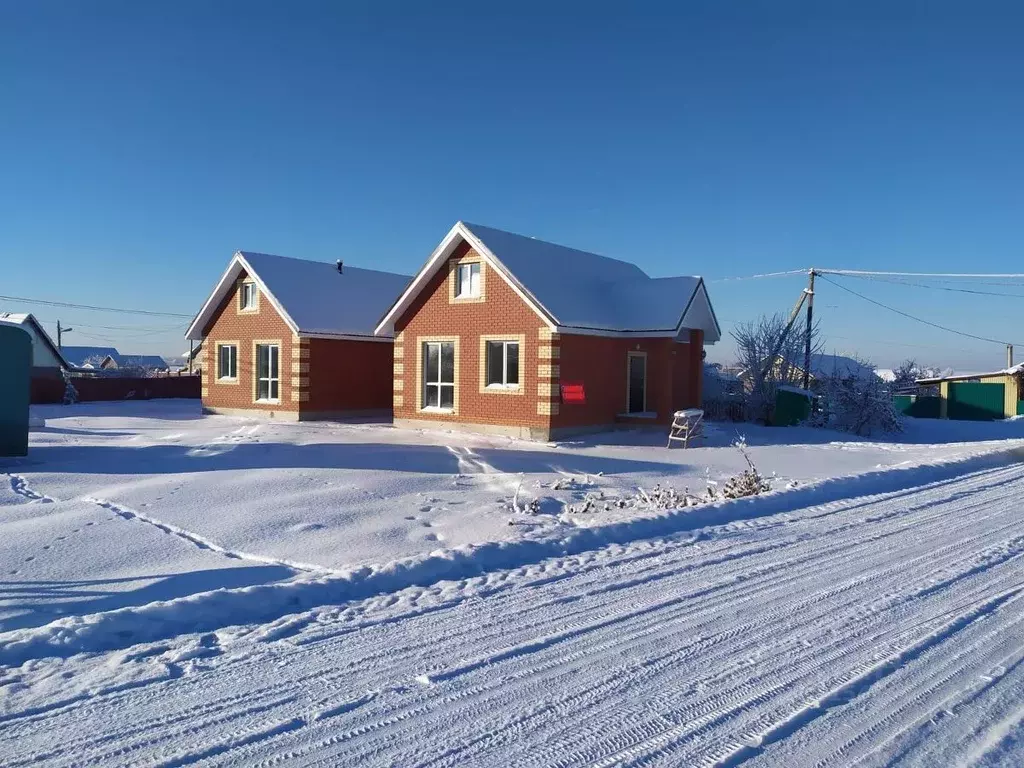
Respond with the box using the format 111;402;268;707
627;353;647;413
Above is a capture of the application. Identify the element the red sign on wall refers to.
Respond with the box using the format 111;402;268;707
560;382;586;404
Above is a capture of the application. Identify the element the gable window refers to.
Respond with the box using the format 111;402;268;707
239;282;258;311
423;341;455;409
485;340;519;388
455;263;480;298
256;344;280;402
217;344;237;380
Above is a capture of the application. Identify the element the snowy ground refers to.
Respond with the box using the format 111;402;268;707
3;401;1024;765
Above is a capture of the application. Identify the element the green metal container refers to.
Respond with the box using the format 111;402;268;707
0;324;31;457
773;386;813;426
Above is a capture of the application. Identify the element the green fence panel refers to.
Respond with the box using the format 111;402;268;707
947;382;1005;421
0;324;31;456
893;395;914;414
1017;400;1024;417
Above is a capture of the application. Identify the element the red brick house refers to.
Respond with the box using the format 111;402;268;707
186;251;409;420
375;222;720;440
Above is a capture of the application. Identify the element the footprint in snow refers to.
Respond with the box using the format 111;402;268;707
423;532;445;542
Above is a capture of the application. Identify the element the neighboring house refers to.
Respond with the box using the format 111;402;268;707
0;313;70;404
61;346;121;369
178;342;204;373
740;352;877;392
0;312;69;372
374;221;720;440
99;354;170;372
915;365;1024;420
186;250;411;420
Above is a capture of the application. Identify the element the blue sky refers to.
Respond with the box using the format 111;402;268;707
2;1;1022;369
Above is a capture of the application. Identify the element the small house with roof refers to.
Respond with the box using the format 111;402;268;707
61;346;121;369
374;222;720;440
186;250;410;420
99;354;170;372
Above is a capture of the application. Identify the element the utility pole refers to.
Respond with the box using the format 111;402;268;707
802;269;816;391
1008;344;1014;369
57;320;74;350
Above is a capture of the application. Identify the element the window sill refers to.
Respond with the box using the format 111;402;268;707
255;399;281;405
421;406;454;414
484;384;521;392
216;377;239;384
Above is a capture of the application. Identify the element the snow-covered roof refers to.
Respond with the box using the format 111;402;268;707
61;345;120;368
104;354;170;370
917;364;1024;385
375;221;720;341
786;353;877;381
186;251;411;341
0;312;69;368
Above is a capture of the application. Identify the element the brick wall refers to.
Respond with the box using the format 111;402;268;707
305;337;394;414
201;269;298;416
392;241;554;430
554;329;703;429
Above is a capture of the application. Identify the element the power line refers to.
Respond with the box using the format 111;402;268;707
0;294;192;319
818;268;1024;279
817;274;1019;347
838;273;1024;298
709;268;809;282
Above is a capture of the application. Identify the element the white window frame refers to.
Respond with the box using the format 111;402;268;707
455;263;481;298
239;281;258;311
255;343;280;403
422;341;455;411
626;351;648;414
485;340;520;389
217;343;238;381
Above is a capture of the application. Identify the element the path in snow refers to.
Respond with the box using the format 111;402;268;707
4;461;1024;765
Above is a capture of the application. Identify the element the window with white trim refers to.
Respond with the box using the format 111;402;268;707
217;344;237;380
256;344;280;401
485;340;519;388
455;263;480;298
239;282;257;311
423;341;455;409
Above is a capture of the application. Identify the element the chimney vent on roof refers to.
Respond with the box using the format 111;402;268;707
336;260;344;274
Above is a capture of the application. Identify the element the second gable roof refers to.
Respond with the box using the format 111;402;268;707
186;251;412;341
375;221;721;341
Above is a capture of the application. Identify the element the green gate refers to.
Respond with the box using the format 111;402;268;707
0;324;31;456
947;382;1005;421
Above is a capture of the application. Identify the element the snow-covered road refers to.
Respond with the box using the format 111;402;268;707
5;459;1024;766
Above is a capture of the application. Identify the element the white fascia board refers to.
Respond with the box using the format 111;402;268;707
184;252;301;340
373;221;558;335
457;225;559;331
675;279;721;344
373;223;465;336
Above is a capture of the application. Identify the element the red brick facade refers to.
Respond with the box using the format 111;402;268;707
201;270;392;420
391;243;704;439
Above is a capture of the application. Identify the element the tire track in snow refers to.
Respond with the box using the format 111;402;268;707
7;462;1024;767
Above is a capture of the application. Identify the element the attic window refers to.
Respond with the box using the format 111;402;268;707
239;282;257;311
456;263;480;298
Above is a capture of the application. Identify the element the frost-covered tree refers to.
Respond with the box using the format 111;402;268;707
810;361;902;436
733;313;820;423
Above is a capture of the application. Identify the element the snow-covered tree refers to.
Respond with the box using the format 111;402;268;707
810;361;902;436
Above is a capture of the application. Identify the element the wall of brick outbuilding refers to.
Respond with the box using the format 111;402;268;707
553;329;703;430
305;337;394;415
